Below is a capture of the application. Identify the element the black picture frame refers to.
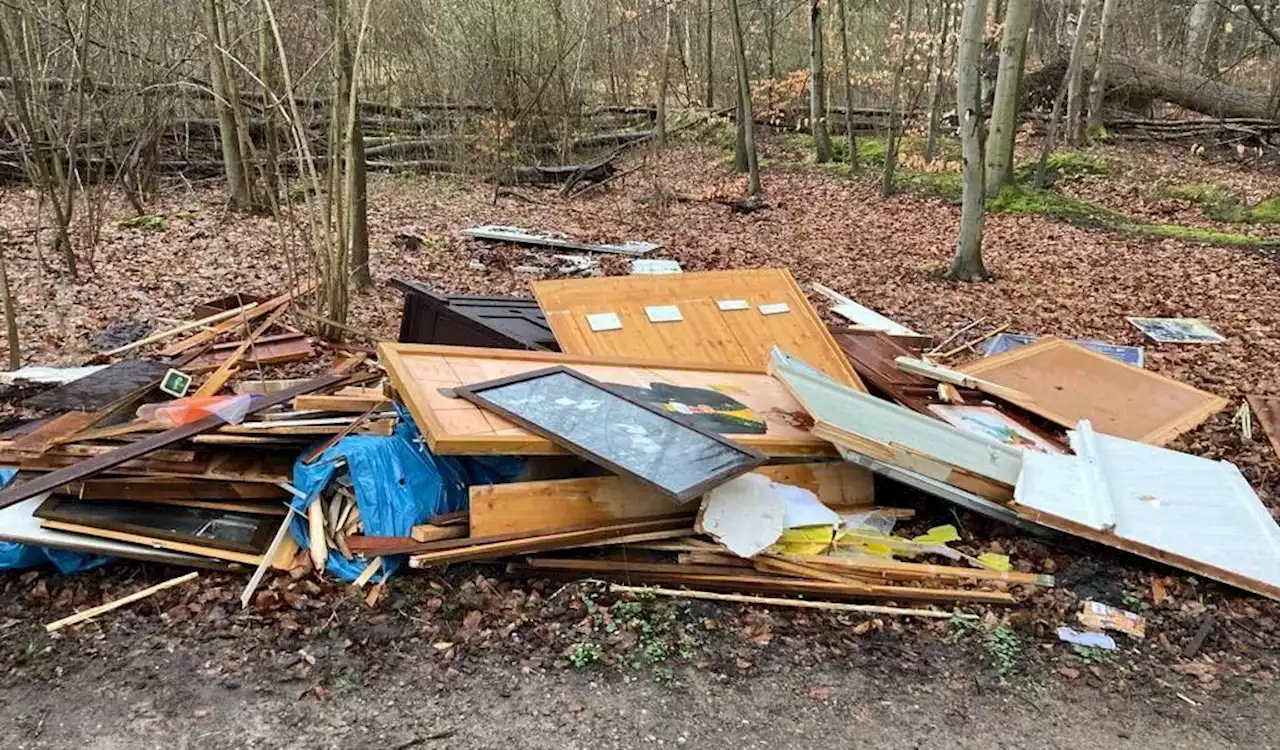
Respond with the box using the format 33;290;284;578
34;495;278;556
453;366;767;502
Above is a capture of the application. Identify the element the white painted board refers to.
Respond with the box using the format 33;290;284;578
586;312;623;332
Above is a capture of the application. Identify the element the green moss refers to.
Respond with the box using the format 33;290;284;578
1155;181;1231;204
1013;151;1109;185
901;170;962;200
1151;182;1280;224
1131;223;1279;247
1249;196;1280;223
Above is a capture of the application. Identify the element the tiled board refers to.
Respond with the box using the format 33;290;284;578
531;269;865;390
960;337;1228;445
380;343;836;457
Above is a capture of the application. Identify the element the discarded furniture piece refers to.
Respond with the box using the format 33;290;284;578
453;366;767;502
391;278;559;350
1247;395;1280;461
379;343;835;457
984;332;1144;367
811;282;924;341
534;269;865;389
769;348;1021;502
830;328;961;415
468;461;872;538
1015;421;1280;601
462;225;659;256
958;337;1228;445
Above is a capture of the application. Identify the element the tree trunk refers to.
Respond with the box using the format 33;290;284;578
924;0;951;163
983;0;1032;197
1085;0;1118;135
1033;78;1070;189
1064;0;1095;146
657;5;673;148
0;243;18;371
809;0;833;163
348;113;370;289
950;0;989;283
1184;0;1215;74
728;0;761;198
882;0;915;196
201;0;252;210
704;0;714;106
836;0;858;168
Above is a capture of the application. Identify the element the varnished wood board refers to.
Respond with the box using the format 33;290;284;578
1247;395;1280;462
532;269;864;390
379;343;833;457
960;337;1227;445
469;461;872;538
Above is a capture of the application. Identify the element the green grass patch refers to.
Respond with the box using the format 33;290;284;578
1153;182;1280;225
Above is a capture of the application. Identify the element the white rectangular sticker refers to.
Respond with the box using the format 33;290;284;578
717;299;749;311
759;303;791;315
586;312;623;332
645;305;683;323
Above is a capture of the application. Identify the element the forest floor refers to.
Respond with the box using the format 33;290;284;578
0;132;1279;746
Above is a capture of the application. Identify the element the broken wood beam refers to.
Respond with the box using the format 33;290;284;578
46;571;198;632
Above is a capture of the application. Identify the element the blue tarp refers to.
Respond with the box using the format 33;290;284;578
0;468;113;574
289;406;519;583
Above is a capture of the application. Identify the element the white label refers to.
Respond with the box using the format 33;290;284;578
645;305;683;323
717;299;749;311
586;312;623;332
759;302;791;315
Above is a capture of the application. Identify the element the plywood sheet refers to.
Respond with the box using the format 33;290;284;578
532;269;864;389
960;337;1227;445
380;343;833;457
1015;421;1280;601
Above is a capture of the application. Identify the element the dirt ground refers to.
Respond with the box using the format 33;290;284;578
2;136;1280;747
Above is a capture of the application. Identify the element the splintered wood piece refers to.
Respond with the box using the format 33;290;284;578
533;268;865;389
352;556;382;587
103;303;260;357
0;374;345;510
241;514;295;609
307;501;328;572
405;518;693;565
46;571;198;632
185;334;313;373
194;305;290;397
959;337;1228;445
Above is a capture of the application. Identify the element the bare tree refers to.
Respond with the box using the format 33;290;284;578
881;0;916;196
809;0;833;162
836;0;858;167
1184;0;1216;73
1085;0;1118;135
727;0;761;200
201;0;254;210
924;0;951;163
950;0;989;282
704;0;714;106
0;233;18;370
984;0;1032;196
1064;0;1096;146
656;3;673;148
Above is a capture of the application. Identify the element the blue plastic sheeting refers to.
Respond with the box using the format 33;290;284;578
0;467;114;574
289;408;518;583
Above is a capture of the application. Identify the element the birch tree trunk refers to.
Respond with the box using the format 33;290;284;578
924;0;951;163
728;0;761;199
657;5;672;148
950;0;989;282
809;0;833;162
836;0;858;167
1064;0;1095;146
1085;0;1118;135
983;0;1032;197
1184;0;1215;73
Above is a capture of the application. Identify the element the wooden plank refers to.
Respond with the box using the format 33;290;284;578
293;392;389;412
102;302;260;357
515;559;1018;604
533;269;865;390
74;477;288;501
0;374;345;510
379;342;834;457
830;328;956;415
160;281;315;357
789;554;1054;587
40;519;266;565
6;413;110;455
194;305;290;397
46;572;198;632
185;334;313;373
607;584;968;619
959;337;1228;445
406;518;695;565
468;461;873;538
1247;395;1280;462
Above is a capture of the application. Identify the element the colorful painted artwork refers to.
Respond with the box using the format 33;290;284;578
928;405;1064;454
1127;317;1225;344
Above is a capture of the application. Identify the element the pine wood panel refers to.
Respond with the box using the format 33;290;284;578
380;343;835;457
532;269;865;390
959;337;1227;445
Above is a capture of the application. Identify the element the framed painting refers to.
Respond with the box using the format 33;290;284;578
379;343;831;457
452;366;767;502
1127;317;1225;344
928;405;1064;454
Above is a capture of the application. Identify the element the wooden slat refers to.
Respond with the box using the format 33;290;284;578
7;412;103;455
40;519;265;565
185;334;313;373
469;462;873;538
830;327;957;415
74;477;288;501
194;306;290;397
160;281;315;357
532;269;865;390
379;342;835;457
405;518;694;565
0;374;344;510
959;337;1228;445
